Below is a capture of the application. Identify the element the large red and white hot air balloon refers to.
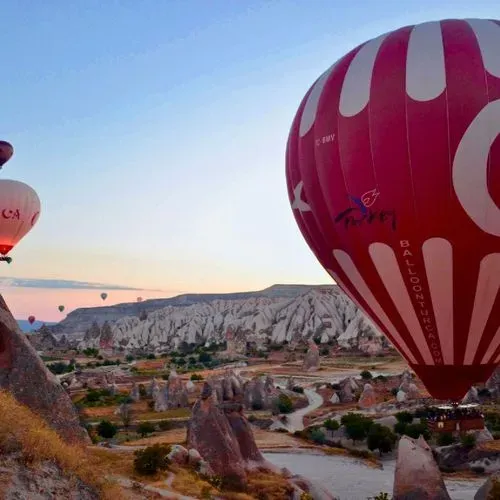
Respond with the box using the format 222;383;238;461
0;180;40;258
286;18;500;401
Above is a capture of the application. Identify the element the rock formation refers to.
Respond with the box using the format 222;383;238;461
399;379;410;394
129;382;140;402
358;383;377;409
339;377;356;403
393;435;451;500
187;383;248;486
407;383;420;399
357;332;384;356
67;286;382;351
223;403;270;467
224;325;247;358
475;473;500;500
399;369;412;387
462;386;480;404
0;295;89;444
166;371;189;408
396;390;407;403
187;382;276;487
0;454;99;499
302;341;320;372
487;367;500;398
27;324;59;351
243;375;280;411
98;321;113;350
154;387;169;412
148;377;160;397
330;392;340;404
108;383;119;396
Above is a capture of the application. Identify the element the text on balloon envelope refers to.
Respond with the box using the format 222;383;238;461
334;207;397;230
400;239;443;364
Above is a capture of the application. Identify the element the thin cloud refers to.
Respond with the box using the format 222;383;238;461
0;277;165;291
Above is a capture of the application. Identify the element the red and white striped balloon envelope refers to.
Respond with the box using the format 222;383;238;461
286;18;500;401
0;180;40;256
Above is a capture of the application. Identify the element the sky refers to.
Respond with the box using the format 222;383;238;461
0;0;498;321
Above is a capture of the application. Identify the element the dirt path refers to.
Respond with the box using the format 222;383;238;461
283;388;323;432
112;474;198;499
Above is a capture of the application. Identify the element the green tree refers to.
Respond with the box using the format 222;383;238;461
345;420;369;443
367;424;397;455
97;420;117;439
395;411;414;424
47;361;72;375
309;428;326;444
276;394;293;414
404;423;430;441
372;493;390;500
190;373;203;381
341;413;373;443
125;354;135;363
158;420;173;431
134;444;171;475
198;352;212;364
83;347;99;357
137;421;156;437
460;433;476;448
85;389;101;403
437;433;455;446
394;421;408;435
323;419;340;431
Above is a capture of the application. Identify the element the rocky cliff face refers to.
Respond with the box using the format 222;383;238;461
45;285;384;352
0;295;90;444
47;285;317;340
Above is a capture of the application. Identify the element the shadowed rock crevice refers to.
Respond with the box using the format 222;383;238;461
0;295;89;444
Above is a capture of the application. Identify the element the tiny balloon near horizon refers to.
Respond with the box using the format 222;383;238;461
1;286;176;322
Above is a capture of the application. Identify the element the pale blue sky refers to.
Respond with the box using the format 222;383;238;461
1;0;498;296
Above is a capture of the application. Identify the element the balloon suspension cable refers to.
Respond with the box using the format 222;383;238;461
0;256;12;264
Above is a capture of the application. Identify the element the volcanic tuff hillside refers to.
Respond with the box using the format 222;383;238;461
54;285;384;351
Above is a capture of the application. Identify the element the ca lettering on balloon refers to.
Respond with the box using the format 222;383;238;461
1;209;20;220
400;240;443;364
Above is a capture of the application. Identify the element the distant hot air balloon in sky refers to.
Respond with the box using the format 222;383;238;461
0;141;13;168
137;296;143;302
101;292;108;301
0;179;40;261
58;305;65;312
28;315;35;325
286;18;500;401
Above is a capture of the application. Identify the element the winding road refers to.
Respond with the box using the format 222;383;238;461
283;387;323;432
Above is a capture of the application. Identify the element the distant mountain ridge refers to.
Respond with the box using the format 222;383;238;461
17;320;57;333
46;284;330;337
41;284;384;353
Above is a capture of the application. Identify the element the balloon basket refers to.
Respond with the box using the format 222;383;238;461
0;256;12;264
